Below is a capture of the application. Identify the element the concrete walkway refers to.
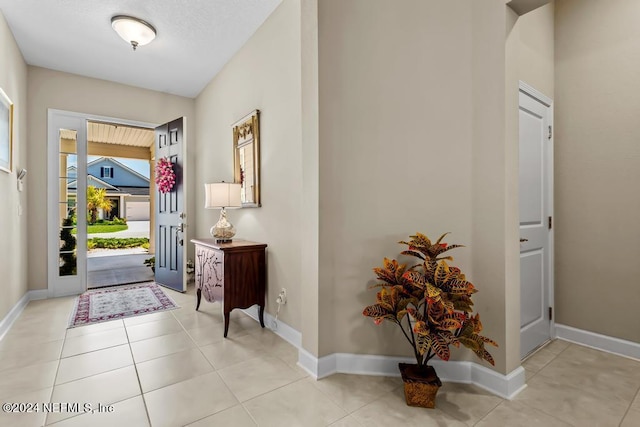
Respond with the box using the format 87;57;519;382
86;221;152;287
88;253;154;288
88;220;149;239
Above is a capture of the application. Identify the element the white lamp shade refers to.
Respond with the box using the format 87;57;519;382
111;15;156;47
204;182;242;209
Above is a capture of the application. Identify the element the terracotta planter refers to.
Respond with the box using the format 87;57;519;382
399;363;442;408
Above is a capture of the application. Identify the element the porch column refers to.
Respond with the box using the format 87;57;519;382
59;153;68;222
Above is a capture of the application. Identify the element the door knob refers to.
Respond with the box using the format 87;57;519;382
177;222;185;232
520;238;528;243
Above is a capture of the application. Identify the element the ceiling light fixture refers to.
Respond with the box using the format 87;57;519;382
111;15;156;51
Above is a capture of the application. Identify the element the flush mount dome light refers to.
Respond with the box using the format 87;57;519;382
111;15;156;51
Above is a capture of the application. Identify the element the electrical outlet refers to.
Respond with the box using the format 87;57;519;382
276;288;287;305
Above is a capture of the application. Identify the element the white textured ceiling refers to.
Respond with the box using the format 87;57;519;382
0;0;282;98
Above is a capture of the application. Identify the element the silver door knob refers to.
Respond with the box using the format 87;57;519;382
177;223;185;232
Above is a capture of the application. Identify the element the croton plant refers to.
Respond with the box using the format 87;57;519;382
363;232;497;367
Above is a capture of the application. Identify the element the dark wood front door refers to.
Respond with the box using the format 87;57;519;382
155;117;186;292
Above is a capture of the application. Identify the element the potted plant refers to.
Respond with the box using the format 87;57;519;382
143;256;155;273
363;232;497;408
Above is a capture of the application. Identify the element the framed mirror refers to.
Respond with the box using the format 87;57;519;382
233;110;260;207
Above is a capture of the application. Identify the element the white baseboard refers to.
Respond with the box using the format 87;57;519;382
297;351;526;400
241;306;301;348
0;290;49;341
555;324;640;361
29;289;50;300
237;307;528;399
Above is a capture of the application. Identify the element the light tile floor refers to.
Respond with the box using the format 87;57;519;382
0;286;639;426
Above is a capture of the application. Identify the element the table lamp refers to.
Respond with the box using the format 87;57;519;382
204;182;242;243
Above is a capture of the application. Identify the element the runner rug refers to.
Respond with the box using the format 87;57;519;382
68;282;179;328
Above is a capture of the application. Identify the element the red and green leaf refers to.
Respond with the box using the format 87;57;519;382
440;317;462;330
362;304;395;324
364;232;498;367
400;250;425;260
416;332;432;355
430;333;451;361
434;261;450;286
458;336;480;351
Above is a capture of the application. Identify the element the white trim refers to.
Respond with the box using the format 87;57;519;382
297;347;324;378
471;363;527;399
68;175;121;192
548;99;555;339
555;324;640;361
0;292;30;341
519;81;552;106
217;308;528;399
47;109;159;297
89;157;151;184
0;290;53;341
29;290;50;301
241;306;301;348
297;351;527;400
518;81;555;355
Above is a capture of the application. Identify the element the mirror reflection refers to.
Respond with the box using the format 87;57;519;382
233;110;260;207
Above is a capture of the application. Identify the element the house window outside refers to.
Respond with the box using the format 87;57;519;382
101;166;114;178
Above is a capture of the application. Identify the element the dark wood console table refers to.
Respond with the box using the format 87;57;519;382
191;239;267;337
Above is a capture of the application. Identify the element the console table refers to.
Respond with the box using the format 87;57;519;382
191;239;267;337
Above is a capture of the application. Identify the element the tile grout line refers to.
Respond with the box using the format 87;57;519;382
171;309;251;426
514;342;580;427
122;321;153;427
42;328;66;426
509;399;577;426
618;384;640;427
472;399;506;426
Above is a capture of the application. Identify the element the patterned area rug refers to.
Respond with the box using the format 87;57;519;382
68;282;179;328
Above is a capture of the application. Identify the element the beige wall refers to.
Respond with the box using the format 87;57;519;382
300;0;320;355
517;2;554;97
317;0;474;357
317;0;518;373
505;0;554;368
555;0;640;342
27;67;195;290
2;0;559;377
194;0;303;329
0;12;28;320
471;0;519;374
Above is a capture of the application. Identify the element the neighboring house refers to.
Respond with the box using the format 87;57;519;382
67;157;150;221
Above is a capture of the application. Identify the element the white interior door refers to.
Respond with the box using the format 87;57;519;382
519;83;554;359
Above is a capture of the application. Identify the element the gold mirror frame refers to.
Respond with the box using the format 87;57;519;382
233;110;260;207
0;88;13;173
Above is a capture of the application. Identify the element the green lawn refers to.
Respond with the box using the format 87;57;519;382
73;224;128;234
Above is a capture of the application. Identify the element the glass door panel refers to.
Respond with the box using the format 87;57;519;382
48;110;106;297
58;130;78;276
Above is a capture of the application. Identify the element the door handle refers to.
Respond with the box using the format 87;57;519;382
520;238;528;243
177;222;186;233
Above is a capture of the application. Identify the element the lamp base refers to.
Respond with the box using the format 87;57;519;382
210;208;236;242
